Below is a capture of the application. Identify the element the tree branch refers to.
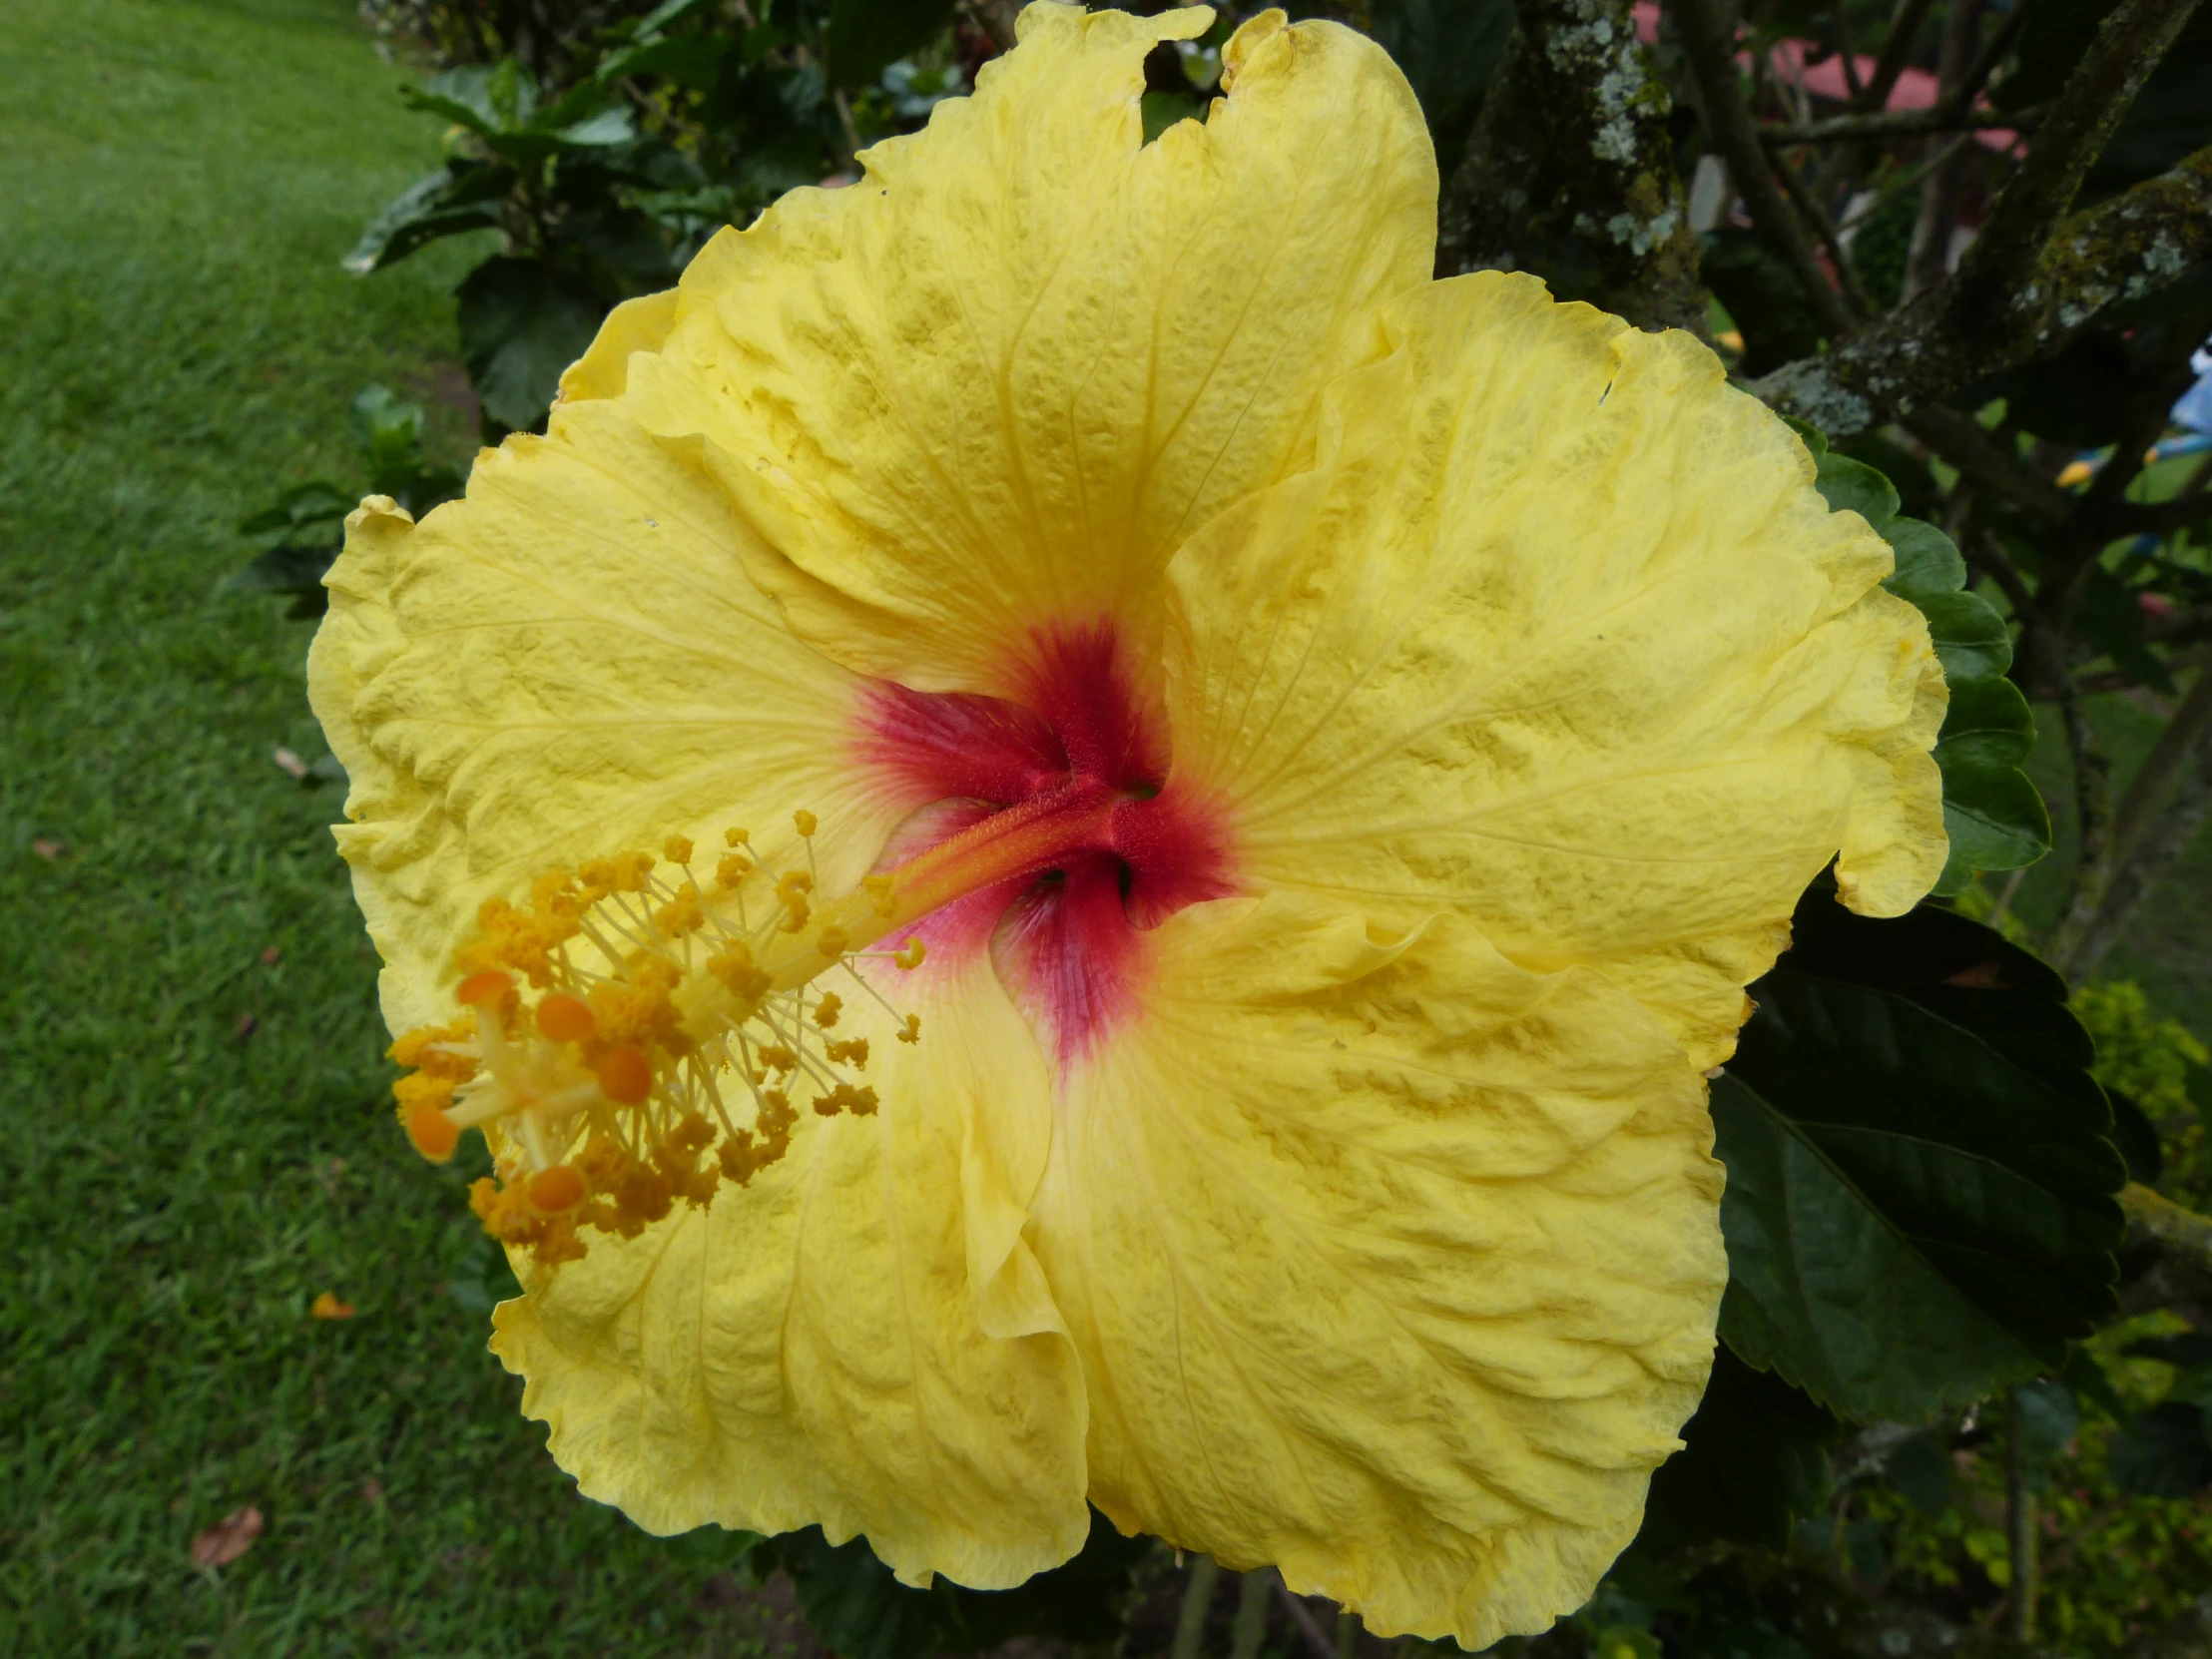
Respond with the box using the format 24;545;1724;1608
1764;106;2035;145
1947;0;2205;324
1906;406;2076;525
1904;0;1986;301
1757;145;2212;432
2060;692;2212;977
1438;1;1705;324
1854;0;1940;116
1437;0;1707;329
1676;0;1859;336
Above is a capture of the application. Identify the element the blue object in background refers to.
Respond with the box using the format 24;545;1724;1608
2173;343;2212;435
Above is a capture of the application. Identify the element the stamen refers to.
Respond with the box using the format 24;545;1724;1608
385;816;932;1270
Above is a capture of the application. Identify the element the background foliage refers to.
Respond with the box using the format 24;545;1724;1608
11;0;2212;1654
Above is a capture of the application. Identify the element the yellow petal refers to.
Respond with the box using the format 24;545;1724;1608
557;287;678;405
623;3;1435;696
1031;891;1725;1645
306;398;890;1033
493;951;1090;1585
1162;274;1946;1067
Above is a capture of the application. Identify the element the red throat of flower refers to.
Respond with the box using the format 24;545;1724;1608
857;620;1235;1060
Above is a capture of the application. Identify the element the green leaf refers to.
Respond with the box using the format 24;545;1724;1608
455;257;607;434
1915;589;2014;683
342;162;508;276
230;542;336;597
1637;1347;1838;1551
1938;767;2054;884
1881;517;1968;600
2061;1346;2129;1419
1140;90;1203;143
825;0;960;92
1813;451;1901;528
1936;675;2035;773
404;64;528;136
1928;659;2049;890
238;480;350;536
1711;887;2124;1421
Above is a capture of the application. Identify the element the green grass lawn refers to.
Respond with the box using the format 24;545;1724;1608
0;3;777;1651
4;2;2211;1655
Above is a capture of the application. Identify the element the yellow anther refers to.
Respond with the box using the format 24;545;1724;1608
716;852;751;889
793;810;818;837
663;834;695;865
812;992;842;1029
825;1037;869;1068
613;849;655;892
656;882;705;936
816;926;848;961
777;869;815;896
778;892;811;932
816;1082;879;1117
896;1013;922;1045
709;944;771;1006
724;827;750;847
893;936;926;970
758;1044;798;1075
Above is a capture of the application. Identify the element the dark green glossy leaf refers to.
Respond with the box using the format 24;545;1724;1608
342;163;508;275
1881;517;1967;600
1814;451;1900;528
825;0;960;92
1638;1347;1838;1551
1938;765;2054;880
1712;890;2124;1421
1936;675;2035;774
455;257;607;433
1915;589;2014;683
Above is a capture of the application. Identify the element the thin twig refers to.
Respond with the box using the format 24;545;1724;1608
1774;149;1878;316
1765;106;2037;144
1855;0;1941;114
1905;406;2075;526
1172;1555;1221;1659
1270;1580;1340;1659
1677;0;1858;337
1831;0;1866;99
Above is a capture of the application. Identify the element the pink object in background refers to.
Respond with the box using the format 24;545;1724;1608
1629;2;2016;149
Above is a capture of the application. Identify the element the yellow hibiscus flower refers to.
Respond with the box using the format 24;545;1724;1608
307;2;1945;1644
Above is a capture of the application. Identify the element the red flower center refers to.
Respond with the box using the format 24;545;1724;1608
856;621;1233;1059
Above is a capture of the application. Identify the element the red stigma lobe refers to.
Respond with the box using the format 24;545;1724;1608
855;621;1232;1059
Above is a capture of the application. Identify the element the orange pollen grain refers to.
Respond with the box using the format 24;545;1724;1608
527;1165;588;1213
596;1046;653;1105
405;1098;461;1162
455;969;514;1007
534;992;596;1043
